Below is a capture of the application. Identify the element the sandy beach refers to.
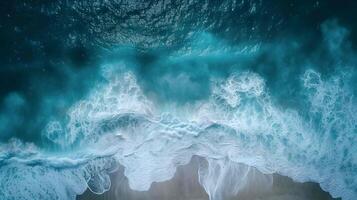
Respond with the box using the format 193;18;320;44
77;157;338;200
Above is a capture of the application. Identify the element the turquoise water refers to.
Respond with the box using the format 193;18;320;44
0;1;356;200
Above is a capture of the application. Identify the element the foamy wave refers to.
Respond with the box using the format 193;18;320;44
0;66;356;200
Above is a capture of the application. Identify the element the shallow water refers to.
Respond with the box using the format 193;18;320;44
78;157;338;200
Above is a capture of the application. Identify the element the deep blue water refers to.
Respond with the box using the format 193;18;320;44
0;1;356;200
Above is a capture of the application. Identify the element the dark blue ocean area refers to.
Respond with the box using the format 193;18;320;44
0;1;356;200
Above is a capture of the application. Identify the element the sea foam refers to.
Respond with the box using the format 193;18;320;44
1;65;355;200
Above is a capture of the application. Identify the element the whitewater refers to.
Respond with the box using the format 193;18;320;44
0;60;356;199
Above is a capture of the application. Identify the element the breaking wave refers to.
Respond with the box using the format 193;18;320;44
0;63;356;200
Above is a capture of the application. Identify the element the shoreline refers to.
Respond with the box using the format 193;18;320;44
77;157;339;200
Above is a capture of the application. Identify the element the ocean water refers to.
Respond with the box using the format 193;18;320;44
0;1;356;200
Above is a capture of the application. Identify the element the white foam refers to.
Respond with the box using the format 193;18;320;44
0;67;356;200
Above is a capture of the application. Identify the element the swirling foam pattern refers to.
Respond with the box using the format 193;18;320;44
1;63;356;200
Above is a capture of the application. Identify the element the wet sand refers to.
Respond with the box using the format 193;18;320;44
77;157;339;200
